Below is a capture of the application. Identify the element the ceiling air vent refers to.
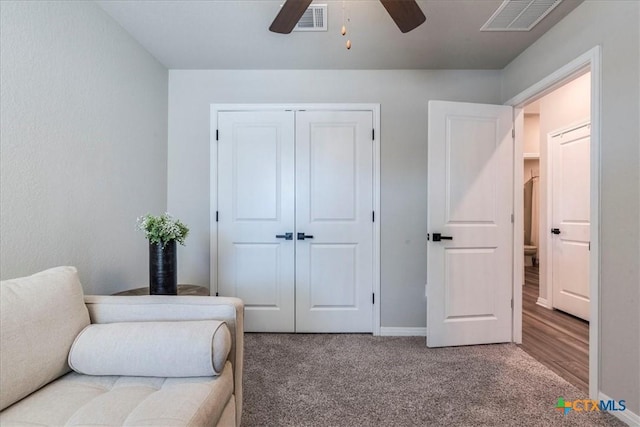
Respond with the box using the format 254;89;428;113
293;4;327;32
480;0;562;32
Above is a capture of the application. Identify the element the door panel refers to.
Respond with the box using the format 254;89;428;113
445;248;498;319
217;111;295;332
447;117;498;223
310;244;357;307
234;129;279;219
427;101;513;347
551;124;590;321
310;128;357;221
295;111;373;332
233;243;280;305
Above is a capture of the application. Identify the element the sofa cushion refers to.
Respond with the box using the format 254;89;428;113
0;266;90;411
69;320;231;377
0;362;234;426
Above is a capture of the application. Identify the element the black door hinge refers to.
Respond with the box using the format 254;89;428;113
372;211;375;222
372;293;375;304
216;129;219;141
216;211;219;222
372;129;375;140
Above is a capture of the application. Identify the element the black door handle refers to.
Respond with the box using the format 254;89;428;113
276;232;293;240
551;228;561;235
297;233;314;240
432;233;453;242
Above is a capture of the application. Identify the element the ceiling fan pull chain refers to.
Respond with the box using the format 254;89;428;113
342;1;351;49
341;1;347;36
342;1;352;50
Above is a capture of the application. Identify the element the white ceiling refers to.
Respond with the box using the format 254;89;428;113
96;0;583;70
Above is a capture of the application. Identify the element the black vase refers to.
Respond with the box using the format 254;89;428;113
149;240;177;295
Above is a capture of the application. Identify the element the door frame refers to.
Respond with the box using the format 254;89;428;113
506;46;601;400
209;103;382;335
545;119;591;312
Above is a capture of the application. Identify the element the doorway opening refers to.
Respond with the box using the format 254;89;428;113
508;46;600;400
518;71;592;393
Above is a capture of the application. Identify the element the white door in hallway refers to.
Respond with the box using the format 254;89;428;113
217;109;374;333
217;111;296;332
550;123;591;321
295;111;374;333
427;100;513;347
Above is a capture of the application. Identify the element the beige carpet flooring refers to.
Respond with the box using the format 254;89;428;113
242;333;624;426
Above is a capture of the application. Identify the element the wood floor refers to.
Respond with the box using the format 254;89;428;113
519;266;590;393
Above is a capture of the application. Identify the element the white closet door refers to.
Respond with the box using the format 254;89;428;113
551;124;591;321
294;111;374;332
217;111;295;332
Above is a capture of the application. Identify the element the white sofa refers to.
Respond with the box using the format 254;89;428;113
0;266;244;426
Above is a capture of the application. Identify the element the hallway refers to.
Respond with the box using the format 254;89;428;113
519;266;589;393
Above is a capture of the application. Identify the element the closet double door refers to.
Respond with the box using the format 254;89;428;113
217;110;374;333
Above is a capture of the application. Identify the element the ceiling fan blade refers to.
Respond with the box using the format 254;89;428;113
379;0;426;33
269;0;313;34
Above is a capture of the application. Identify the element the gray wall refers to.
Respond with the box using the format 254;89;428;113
167;70;502;327
0;1;168;294
501;1;640;415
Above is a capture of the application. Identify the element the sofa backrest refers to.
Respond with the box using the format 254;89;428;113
0;266;90;411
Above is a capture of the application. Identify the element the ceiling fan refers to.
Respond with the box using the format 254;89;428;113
269;0;426;34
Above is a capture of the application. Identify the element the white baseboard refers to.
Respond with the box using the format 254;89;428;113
598;392;640;426
379;327;427;337
536;297;552;309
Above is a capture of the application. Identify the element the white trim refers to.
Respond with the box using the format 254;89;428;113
212;103;379;113
210;107;218;298
372;105;381;336
589;45;602;404
505;45;601;401
380;327;427;337
549;120;591;139
535;297;551;309
598;392;640;426
504;49;595;107
512;108;524;344
210;103;382;335
544;125;553;308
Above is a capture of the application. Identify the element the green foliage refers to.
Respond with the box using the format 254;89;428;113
136;213;189;247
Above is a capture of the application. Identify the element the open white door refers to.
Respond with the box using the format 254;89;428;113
427;101;514;347
550;123;590;321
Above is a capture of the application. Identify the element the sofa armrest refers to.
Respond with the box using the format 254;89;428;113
84;295;244;426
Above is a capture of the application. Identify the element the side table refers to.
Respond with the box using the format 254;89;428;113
112;284;209;296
